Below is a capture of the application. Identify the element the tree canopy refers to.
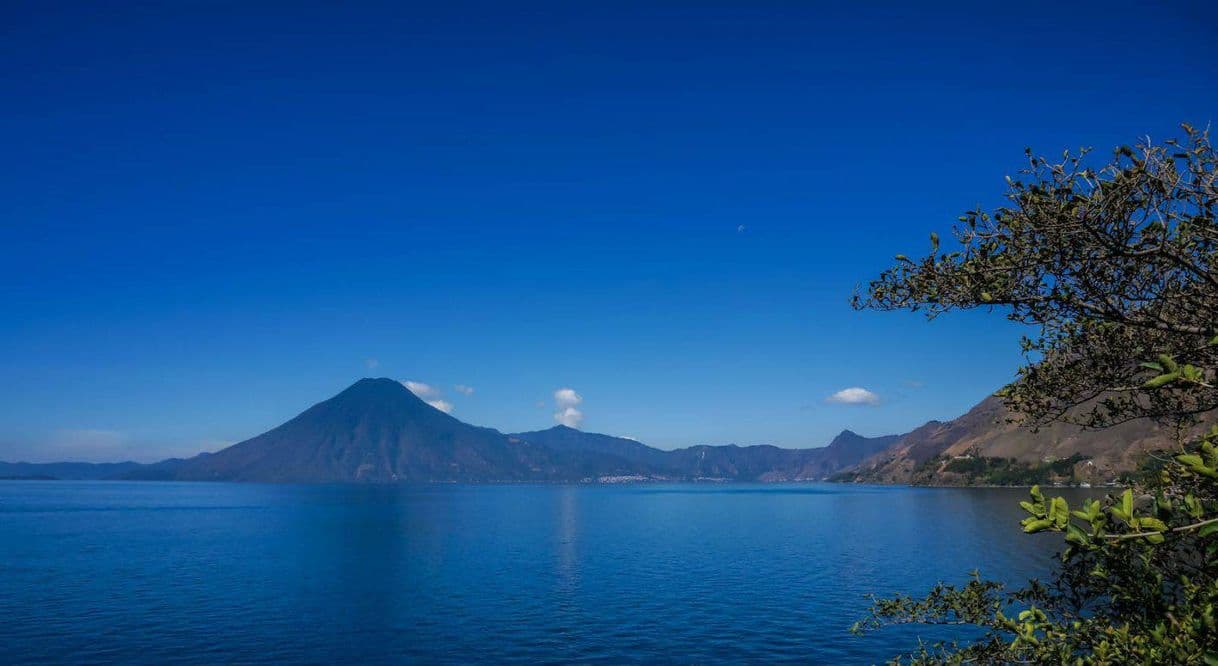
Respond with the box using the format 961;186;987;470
851;125;1218;664
855;124;1217;430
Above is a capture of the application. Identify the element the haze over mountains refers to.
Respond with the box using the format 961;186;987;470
0;378;1173;484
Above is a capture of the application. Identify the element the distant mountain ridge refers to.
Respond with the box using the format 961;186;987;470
0;460;147;481
509;425;899;482
1;378;1175;485
159;378;898;482
0;379;901;483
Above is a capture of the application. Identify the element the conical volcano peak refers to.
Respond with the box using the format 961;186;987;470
358;377;402;386
324;377;459;421
173;377;539;482
341;377;413;395
322;378;420;410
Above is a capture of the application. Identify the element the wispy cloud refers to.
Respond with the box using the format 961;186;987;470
402;380;440;399
553;388;584;428
402;380;455;414
454;384;475;396
365;358;380;370
826;387;880;406
427;399;454;414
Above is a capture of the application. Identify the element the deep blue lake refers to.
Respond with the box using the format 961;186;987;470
0;482;1103;664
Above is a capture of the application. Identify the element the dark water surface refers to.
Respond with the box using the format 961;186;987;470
0;482;1105;664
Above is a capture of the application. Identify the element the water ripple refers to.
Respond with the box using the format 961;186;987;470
0;481;1102;664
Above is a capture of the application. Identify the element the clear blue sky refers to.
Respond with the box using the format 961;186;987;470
2;1;1216;462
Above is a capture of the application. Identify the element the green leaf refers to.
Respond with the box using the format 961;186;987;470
1144;373;1179;388
1023;518;1053;533
1136;517;1167;532
1177;453;1206;468
1176;453;1218;478
1185;494;1203;518
1049;496;1069;529
1065;522;1090;546
1199;523;1218;538
1030;485;1044;503
1111;490;1135;523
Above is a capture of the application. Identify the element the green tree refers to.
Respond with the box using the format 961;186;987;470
851;125;1218;664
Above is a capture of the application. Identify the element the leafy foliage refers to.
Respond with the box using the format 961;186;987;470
851;125;1218;664
854;124;1217;430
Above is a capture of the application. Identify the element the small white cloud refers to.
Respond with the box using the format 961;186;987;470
553;388;584;428
404;381;454;413
554;388;581;408
365;358;380;370
737;224;747;233
826;387;880;406
402;380;440;399
555;406;583;428
427;399;454;414
454;384;475;396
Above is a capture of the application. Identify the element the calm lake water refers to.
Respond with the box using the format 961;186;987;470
0;482;1105;664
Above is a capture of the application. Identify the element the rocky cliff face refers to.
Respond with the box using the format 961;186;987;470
841;396;1174;485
